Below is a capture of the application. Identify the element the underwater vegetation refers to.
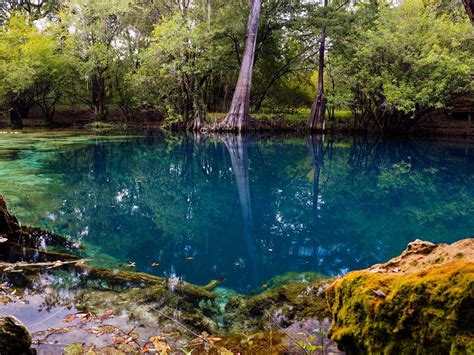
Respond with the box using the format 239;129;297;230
1;193;473;354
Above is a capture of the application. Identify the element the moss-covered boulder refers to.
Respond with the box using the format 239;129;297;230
0;316;34;355
326;239;474;354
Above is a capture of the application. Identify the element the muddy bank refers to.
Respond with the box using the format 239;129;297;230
1;193;473;354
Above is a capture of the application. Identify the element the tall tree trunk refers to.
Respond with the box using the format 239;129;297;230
10;107;23;129
92;71;107;120
218;0;262;132
462;0;473;23
9;99;24;129
192;82;207;131
308;0;328;131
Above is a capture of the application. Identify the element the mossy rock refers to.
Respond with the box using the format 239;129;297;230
326;261;474;354
0;316;34;355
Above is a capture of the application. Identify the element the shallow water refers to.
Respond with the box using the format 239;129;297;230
1;130;473;293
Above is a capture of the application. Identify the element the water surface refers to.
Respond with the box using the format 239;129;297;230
1;130;473;293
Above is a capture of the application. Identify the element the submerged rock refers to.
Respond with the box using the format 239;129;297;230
0;316;34;354
326;238;474;354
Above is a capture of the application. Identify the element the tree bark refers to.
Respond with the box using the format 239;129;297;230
308;0;328;131
462;0;474;23
218;0;262;132
92;71;107;120
9;99;25;129
192;82;207;130
10;107;23;129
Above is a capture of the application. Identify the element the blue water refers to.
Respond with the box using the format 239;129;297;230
1;131;473;293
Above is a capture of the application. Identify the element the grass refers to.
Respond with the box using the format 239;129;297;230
208;108;354;126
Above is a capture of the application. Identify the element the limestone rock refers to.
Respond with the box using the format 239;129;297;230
326;238;474;354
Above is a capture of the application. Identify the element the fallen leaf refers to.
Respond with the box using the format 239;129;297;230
47;260;63;269
123;262;136;269
373;289;386;298
75;258;92;267
86;325;120;336
99;310;114;321
150;336;171;354
77;312;95;323
63;314;76;323
140;343;152;353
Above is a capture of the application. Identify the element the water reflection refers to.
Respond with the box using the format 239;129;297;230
1;132;473;293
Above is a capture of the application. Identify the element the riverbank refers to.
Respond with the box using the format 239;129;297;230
1;194;473;354
1;106;473;137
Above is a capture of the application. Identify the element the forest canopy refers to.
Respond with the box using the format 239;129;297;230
0;0;472;132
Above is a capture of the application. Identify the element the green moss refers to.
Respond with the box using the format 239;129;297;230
225;280;332;332
326;261;474;354
85;121;128;132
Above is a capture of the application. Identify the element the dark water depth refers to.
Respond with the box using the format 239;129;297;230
1;131;473;293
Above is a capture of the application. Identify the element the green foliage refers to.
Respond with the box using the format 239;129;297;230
331;0;473;131
0;0;471;130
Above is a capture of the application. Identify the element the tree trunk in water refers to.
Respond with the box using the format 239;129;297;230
92;72;107;120
219;0;262;132
308;0;328;131
462;0;474;23
223;135;258;281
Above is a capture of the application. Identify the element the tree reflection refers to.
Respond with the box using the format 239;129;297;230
222;134;258;285
4;133;472;293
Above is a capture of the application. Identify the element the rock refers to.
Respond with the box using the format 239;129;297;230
0;316;34;355
326;238;474;354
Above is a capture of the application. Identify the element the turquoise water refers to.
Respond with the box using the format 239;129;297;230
1;131;473;293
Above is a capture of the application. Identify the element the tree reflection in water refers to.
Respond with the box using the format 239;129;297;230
2;132;473;293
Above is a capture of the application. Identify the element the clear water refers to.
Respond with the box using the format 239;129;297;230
1;130;473;293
